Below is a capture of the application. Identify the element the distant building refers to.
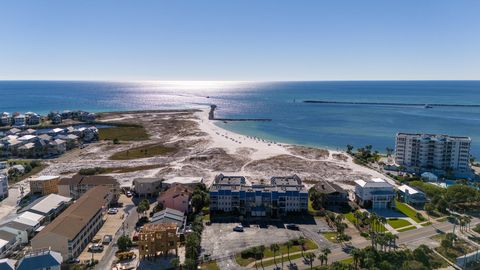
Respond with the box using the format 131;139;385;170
161;176;203;189
313;180;349;208
0;221;30;244
133;178;162;197
13;115;26;127
31;186;111;260
397;184;427;206
150;208;187;235
25;112;41;126
17;249;63;270
209;174;308;217
421;172;438;182
354;178;395;209
395;133;472;177
138;223;179;259
158;184;193;214
0;173;8;200
0;113;11;126
0;230;17;255
58;174;120;201
29;175;60;196
51;114;62;125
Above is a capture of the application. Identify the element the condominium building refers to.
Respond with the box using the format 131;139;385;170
209;174;308;217
58;174;120;201
29;175;60;196
138;223;179;258
395;133;472;177
31;186;111;260
354;178;395;209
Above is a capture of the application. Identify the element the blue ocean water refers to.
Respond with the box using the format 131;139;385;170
1;80;480;156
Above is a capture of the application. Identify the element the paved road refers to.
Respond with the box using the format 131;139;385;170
95;205;138;270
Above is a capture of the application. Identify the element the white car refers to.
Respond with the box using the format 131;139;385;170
88;243;104;252
108;208;118;214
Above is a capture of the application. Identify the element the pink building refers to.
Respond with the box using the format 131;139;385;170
157;184;193;214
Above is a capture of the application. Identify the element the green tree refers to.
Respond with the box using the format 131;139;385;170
305;252;315;269
286;241;293;261
270;243;280;266
170;257;180;270
322;247;331;265
117;235;132;252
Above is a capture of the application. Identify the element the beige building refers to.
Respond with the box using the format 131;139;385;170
58;174;120;201
138;223;179;258
31;186;111;260
29;175;60;195
133;178;162;197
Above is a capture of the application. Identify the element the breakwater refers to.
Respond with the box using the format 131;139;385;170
303;100;480;107
209;105;272;122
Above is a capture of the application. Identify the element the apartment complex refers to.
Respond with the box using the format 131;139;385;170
354;178;395;209
138;223;179;258
29;175;60;195
31;186;111;260
395;133;472;177
58;174;120;201
210;174;308;217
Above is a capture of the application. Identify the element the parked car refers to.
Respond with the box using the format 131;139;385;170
88;243;104;252
108;208;118;214
286;224;299;230
102;235;113;244
233;225;244;232
126;191;132;197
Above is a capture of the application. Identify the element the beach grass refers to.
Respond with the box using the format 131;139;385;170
110;143;176;160
99;126;149;141
387;218;412;229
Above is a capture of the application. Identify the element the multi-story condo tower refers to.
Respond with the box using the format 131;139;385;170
395;133;472;177
210;174;308;217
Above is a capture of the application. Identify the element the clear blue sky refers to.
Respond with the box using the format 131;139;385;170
1;0;479;81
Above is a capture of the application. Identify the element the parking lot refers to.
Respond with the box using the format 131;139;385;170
201;218;333;261
78;195;132;263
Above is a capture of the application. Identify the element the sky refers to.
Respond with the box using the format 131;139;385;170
0;0;479;81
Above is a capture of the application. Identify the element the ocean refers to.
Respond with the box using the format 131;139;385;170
1;80;480;156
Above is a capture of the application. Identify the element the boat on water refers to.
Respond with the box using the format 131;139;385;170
424;104;433;109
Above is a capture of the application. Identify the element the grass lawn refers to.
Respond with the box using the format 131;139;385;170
110;143;176;160
339;257;353;264
260;252;304;268
199;261;220;270
437;217;448;222
345;212;357;224
387;218;412;229
235;238;317;266
395;200;425;223
99;126;149;141
421;221;433;227
322;232;339;243
397;226;416;232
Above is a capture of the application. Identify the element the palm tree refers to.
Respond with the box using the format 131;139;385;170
322;247;331;265
305;252;315;269
270;243;280;266
378;216;387;233
286;241;293;261
297;238;306;257
258;245;266;267
318;254;326;266
351;248;361;270
251;246;259;270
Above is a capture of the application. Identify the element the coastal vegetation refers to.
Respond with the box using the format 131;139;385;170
78;164;163;175
109;143;177;160
346;144;381;165
235;237;317;267
98;125;149;141
434;233;475;262
7;159;45;183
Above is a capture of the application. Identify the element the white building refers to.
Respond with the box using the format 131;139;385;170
13;115;26;127
354;178;395;209
0;174;8;200
395;133;472;177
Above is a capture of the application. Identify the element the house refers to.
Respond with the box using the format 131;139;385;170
209;174;309;217
25;112;41;126
78;112;96;123
15;212;44;229
0;113;11;126
51;114;62;125
10;165;25;174
0;230;17;255
354;178;396;209
397;184;427;206
0;221;30;244
313;180;349;208
13;115;26;127
0;258;15;270
133;178;162;197
158;184;193;214
55;134;79;149
0;174;8;200
138;223;179;259
31;186;112;260
48;139;66;156
6;128;20;136
19;194;72;223
17;249;63;270
161;176;203;189
421;172;438;182
58;174;119;202
29;176;60;195
150;208;187;235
